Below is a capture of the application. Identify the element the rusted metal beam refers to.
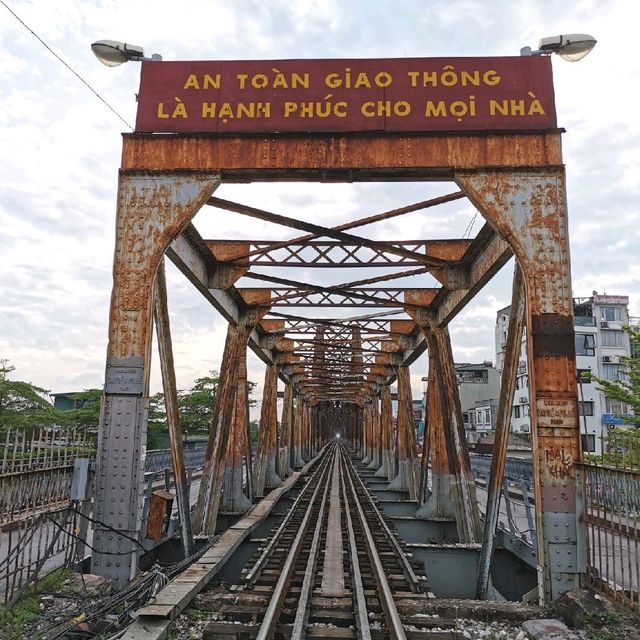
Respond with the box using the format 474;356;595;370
193;322;241;534
388;364;418;499
208;197;454;268
253;363;282;498
121;131;564;176
92;172;219;588
166;224;275;366
400;226;512;368
426;321;482;542
477;263;525;599
204;191;466;263
153;258;194;557
457;168;585;602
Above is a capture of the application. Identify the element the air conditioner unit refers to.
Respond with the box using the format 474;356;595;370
600;320;609;328
602;355;612;363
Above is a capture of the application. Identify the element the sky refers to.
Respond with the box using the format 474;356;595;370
1;0;639;410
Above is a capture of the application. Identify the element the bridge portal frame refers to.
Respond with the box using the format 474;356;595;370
94;128;584;603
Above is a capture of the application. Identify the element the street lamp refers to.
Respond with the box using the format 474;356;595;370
520;33;597;61
91;40;162;67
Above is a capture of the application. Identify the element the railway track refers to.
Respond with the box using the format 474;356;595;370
202;441;461;639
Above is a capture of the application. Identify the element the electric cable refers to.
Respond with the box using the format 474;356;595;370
0;0;133;130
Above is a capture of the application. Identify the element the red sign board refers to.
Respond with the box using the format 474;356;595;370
135;57;556;134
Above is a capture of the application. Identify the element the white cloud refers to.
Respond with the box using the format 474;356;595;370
1;0;639;420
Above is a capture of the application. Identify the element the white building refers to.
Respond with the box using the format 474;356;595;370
495;293;636;455
455;362;500;444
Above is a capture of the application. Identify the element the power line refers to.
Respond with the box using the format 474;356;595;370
1;0;133;130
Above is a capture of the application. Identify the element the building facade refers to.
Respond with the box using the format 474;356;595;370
455;362;500;444
495;293;637;455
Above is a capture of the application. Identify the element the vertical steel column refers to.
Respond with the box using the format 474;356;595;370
153;258;194;557
375;384;394;480
220;316;253;515
417;353;433;507
292;393;305;468
193;323;242;534
429;322;482;542
458;169;585;602
253;362;282;497
92;173;219;588
302;397;311;461
477;264;526;598
367;393;382;469
279;381;294;478
416;346;455;519
361;398;373;465
389;365;418;498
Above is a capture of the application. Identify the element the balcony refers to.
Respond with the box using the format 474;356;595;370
574;316;597;327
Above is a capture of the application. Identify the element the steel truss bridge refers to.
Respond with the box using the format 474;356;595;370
88;55;593;638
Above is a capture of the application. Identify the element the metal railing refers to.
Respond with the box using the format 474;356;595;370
144;446;206;473
0;428;93;526
471;454;640;612
580;462;640;612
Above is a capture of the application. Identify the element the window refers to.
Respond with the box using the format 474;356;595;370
476;409;483;425
485;409;491;425
581;434;596;452
577;369;592;383
575;333;596;356
578;401;594;416
601;330;624;348
605;398;628;414
602;364;625;381
602;306;621;322
513;405;521;419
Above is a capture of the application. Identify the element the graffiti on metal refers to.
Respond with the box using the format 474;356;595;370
135;57;556;134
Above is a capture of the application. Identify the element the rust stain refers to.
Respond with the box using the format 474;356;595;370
122;132;564;174
424;239;472;261
404;289;438;309
237;287;272;305
207;240;251;262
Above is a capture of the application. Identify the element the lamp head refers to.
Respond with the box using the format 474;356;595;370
91;40;162;66
520;33;597;61
538;34;597;61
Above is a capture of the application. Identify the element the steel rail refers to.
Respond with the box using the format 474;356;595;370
255;446;336;640
338;446;373;640
343;450;422;592
290;460;332;638
244;446;332;586
341;445;407;639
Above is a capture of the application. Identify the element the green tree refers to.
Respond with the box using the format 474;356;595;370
59;389;102;432
147;392;169;449
0;359;57;434
177;372;257;437
178;374;221;436
144;372;257;446
592;326;640;468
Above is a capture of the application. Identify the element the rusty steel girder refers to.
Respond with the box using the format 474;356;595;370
97;122;582;606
